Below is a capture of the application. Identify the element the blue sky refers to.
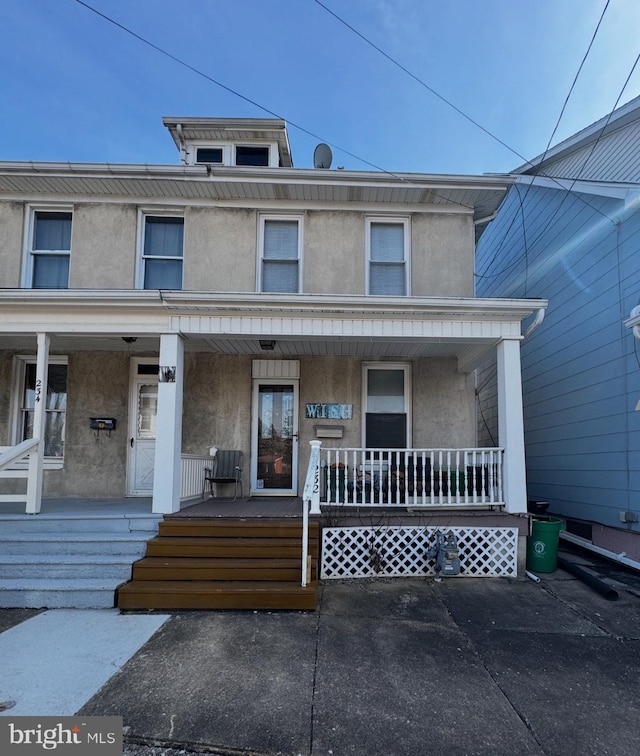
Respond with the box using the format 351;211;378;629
1;0;639;174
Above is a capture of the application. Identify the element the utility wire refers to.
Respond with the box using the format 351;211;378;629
313;0;531;167
314;0;615;229
72;0;476;213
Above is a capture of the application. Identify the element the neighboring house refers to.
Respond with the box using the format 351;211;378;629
476;95;640;565
0;117;546;606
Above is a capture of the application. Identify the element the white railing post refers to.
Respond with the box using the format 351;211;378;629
301;439;322;587
26;333;49;514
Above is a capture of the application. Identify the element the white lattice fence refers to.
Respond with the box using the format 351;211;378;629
321;526;518;579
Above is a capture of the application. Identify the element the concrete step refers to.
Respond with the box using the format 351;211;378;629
0;513;161;534
0;532;154;557
0;554;135;580
0;578;126;609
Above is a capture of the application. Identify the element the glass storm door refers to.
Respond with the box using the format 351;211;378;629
127;370;159;495
251;381;298;494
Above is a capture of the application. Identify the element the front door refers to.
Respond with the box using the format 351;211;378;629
251;380;299;494
127;361;159;496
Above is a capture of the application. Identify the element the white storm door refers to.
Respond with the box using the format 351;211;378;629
128;373;159;495
251;379;299;495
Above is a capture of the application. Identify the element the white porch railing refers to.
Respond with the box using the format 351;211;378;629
319;447;504;507
180;453;211;500
0;439;41;513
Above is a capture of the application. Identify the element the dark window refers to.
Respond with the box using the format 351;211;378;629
196;147;223;163
236;145;269;166
365;413;407;449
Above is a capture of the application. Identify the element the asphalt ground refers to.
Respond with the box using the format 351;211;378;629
2;544;640;756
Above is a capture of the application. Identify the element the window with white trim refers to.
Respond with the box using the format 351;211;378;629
13;356;68;458
26;209;72;288
139;214;184;290
362;363;411;449
259;216;302;293
367;218;409;296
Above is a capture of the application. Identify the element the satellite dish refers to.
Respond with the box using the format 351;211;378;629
313;143;333;169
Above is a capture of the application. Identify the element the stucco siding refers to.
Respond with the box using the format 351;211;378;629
304;211;364;294
71;204;137;289
412;214;474;297
0;202;24;288
184;207;257;292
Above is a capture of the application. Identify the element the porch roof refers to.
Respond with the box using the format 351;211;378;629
0;290;546;371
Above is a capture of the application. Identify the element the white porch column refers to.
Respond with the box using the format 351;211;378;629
26;333;49;514
497;338;527;514
152;333;184;514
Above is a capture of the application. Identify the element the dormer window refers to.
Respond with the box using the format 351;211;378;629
196;147;223;164
235;145;270;167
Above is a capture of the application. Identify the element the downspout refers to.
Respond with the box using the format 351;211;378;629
560;531;640;574
523;307;545;340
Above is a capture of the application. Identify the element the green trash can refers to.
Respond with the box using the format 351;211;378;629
527;516;565;573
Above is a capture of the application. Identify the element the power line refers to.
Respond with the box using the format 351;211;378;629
313;0;531;167
72;0;478;212
314;0;615;230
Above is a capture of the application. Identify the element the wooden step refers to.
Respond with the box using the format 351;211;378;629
158;518;319;539
145;536;318;559
117;580;318;611
132;556;317;582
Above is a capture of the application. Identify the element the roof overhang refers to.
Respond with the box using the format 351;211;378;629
0;162;513;222
0;290;547;372
162;117;293;167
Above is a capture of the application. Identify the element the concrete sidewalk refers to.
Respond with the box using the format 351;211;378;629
74;554;640;756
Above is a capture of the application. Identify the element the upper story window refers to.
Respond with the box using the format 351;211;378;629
367;218;410;296
196;147;223;164
259;216;302;294
25;209;72;288
139;214;184;290
187;141;280;167
236;145;270;166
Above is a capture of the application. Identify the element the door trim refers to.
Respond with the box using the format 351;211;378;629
126;358;159;496
250;376;299;496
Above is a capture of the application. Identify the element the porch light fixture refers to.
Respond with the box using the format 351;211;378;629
259;340;276;350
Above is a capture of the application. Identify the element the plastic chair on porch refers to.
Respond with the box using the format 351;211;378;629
202;449;243;500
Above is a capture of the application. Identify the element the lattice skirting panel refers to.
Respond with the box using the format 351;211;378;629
321;526;519;579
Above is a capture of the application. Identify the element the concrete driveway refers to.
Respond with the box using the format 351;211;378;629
79;549;640;756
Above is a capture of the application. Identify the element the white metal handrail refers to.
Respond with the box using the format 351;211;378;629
319;447;504;507
0;438;41;513
301;440;322;587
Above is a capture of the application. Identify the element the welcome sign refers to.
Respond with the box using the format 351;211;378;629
305;403;353;420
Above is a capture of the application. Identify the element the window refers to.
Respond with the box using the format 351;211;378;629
363;363;411;449
26;210;72;288
196;147;223;164
259;217;301;293
14;357;68;458
140;214;184;290
367;218;409;296
236;145;270;166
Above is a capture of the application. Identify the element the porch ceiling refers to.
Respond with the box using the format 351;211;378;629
0;332;495;370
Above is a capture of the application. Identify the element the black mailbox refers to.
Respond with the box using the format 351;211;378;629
89;417;116;431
